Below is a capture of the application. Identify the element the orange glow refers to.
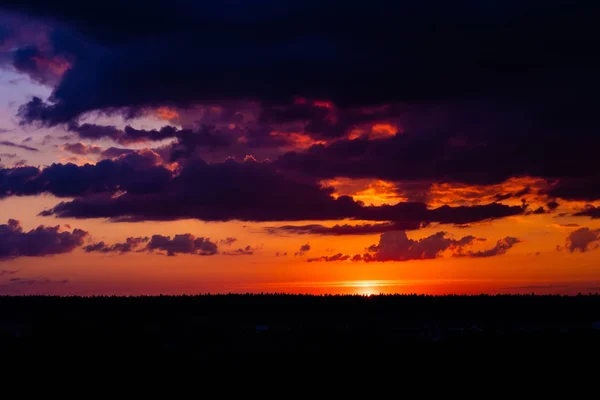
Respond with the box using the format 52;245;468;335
348;123;399;140
58;155;95;166
347;128;364;140
269;131;327;149
428;176;549;208
3;184;600;296
371;123;399;139
321;178;401;206
156;106;180;121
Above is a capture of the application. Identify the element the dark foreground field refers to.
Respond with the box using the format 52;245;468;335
2;294;600;362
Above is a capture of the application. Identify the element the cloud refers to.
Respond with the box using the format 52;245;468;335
544;177;600;202
266;221;424;236
564;227;600;253
219;237;237;246
84;234;220;256
0;269;19;276
1;154;524;224
362;202;525;225
467;237;521;258
307;231;520;262
67;123;179;145
7;277;68;285
547;200;560;210
36;158;363;221
0;219;88;259
573;206;600;219
6;1;597;126
3;1;600;215
63;142;103;155
295;242;311;256
307;253;350;262
62;143;137;160
83;237;149;253
308;231;479;262
223;245;256;256
366;231;477;262
0;140;39;152
62;123;234;162
1;150;169;199
146;234;218;256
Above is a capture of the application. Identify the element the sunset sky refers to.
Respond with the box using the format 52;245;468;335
1;1;600;295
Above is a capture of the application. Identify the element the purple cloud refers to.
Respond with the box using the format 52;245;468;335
0;219;88;259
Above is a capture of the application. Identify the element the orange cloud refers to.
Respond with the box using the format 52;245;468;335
155;106;180;121
427;177;549;208
321;178;402;206
348;122;400;140
370;123;398;139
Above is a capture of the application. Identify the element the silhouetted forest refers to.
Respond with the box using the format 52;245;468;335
2;294;600;362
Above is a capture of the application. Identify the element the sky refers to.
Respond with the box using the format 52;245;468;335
1;1;600;295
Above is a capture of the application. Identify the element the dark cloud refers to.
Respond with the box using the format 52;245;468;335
84;234;247;256
530;206;547;215
219;237;237;246
67;123;127;143
63;142;102;155
83;237;149;253
309;231;520;262
12;44;69;85
0;219;88;259
7;277;69;285
1;150;169;199
3;1;598;206
100;147;136;159
66;123;234;161
309;231;480;262
275;112;599;187
223;245;255;256
67;123;180;145
359;202;523;225
62;143;135;160
574;206;600;219
544;177;600;202
1;154;524;224
38;158;362;221
146;234;218;256
564;227;600;253
0;269;19;276
307;253;350;263
259;101;403;140
7;1;598;126
295;243;311;256
467;237;521;258
0;140;39;152
266;221;424;236
367;231;477;262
